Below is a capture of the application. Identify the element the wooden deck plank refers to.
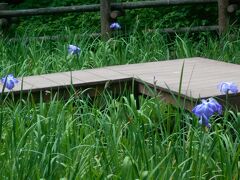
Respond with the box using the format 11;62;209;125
41;72;73;85
71;70;122;84
23;75;61;90
84;68;131;80
137;73;240;99
1;57;240;109
0;78;33;93
137;73;240;89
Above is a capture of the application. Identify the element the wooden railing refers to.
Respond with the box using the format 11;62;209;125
0;0;239;39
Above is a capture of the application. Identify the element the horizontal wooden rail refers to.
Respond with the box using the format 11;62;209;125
158;25;219;33
1;0;237;37
7;25;218;43
0;4;99;17
0;0;218;17
112;0;217;10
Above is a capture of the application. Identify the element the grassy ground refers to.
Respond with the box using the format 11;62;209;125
0;28;240;179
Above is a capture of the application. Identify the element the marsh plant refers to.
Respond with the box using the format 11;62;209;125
0;29;239;179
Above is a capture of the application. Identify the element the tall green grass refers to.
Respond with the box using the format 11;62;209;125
1;28;240;77
0;28;240;179
0;92;239;179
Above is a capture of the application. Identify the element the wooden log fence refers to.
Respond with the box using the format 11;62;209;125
0;3;8;33
218;0;230;34
100;0;111;40
0;0;219;17
0;0;239;39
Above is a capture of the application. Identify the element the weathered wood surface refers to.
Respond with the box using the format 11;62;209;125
100;0;111;40
151;25;219;33
0;0;228;39
0;3;9;33
1;57;240;109
103;57;240;98
0;0;218;18
218;0;229;34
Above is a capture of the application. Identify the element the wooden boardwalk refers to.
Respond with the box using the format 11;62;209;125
1;57;240;109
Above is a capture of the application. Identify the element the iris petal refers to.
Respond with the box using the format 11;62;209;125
208;98;222;115
199;116;211;128
1;74;18;90
218;82;238;94
192;97;222;128
6;80;14;90
229;83;238;94
68;45;81;55
192;104;205;117
110;22;121;30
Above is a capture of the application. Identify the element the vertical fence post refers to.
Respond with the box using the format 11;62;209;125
0;3;9;36
218;0;229;35
100;0;111;40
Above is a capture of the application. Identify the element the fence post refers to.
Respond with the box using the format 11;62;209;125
100;0;111;40
218;0;229;35
0;3;9;36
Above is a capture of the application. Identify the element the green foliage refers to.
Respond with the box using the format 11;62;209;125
1;24;240;180
8;0;219;36
0;89;239;178
2;29;240;76
0;1;240;179
122;4;217;31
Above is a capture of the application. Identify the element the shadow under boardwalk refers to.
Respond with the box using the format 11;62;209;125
1;57;240;110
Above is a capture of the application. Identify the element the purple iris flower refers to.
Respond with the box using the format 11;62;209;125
68;45;81;55
208;98;222;114
218;82;238;94
110;22;121;30
192;98;222;128
1;74;19;90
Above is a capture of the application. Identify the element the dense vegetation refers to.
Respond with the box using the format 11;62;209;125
0;28;240;179
0;0;240;179
6;0;219;36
